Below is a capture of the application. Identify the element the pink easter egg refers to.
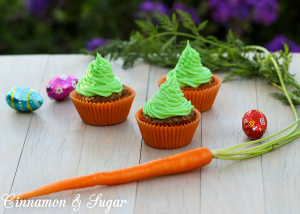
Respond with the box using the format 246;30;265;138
46;75;78;100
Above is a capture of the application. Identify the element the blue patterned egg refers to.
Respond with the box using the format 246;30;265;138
6;87;43;112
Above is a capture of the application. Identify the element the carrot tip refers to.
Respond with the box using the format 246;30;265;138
1;194;19;201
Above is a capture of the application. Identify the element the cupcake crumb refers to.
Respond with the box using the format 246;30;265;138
142;109;196;125
183;77;214;89
199;76;214;88
78;85;129;103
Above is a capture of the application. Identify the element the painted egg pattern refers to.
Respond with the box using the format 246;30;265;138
46;75;78;100
6;87;43;112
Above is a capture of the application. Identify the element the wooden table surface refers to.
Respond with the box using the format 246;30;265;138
0;54;300;214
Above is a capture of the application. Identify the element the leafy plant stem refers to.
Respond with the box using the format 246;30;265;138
245;45;298;120
147;32;229;49
211;45;300;159
272;83;294;96
212;118;300;154
147;32;197;40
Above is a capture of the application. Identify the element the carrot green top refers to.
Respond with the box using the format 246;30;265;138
166;41;212;88
143;73;194;119
76;53;123;97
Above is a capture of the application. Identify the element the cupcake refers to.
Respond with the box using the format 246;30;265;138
158;41;222;112
70;53;136;126
136;73;201;149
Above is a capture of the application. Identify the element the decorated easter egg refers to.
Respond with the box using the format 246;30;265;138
46;75;78;101
242;109;267;139
6;87;43;112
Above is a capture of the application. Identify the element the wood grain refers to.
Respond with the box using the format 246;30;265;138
201;73;265;214
134;65;202;214
70;59;150;214
6;55;93;214
0;55;49;214
1;54;300;214
258;53;300;214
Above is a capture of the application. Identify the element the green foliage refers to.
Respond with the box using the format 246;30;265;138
0;0;141;54
2;1;300;55
85;11;300;105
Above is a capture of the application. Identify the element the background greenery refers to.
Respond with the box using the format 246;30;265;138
1;0;299;54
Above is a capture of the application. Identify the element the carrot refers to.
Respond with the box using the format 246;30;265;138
8;147;212;200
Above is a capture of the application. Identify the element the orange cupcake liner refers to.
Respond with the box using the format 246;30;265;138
70;85;136;126
157;75;222;112
135;108;201;149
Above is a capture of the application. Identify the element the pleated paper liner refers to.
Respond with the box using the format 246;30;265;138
70;85;136;126
157;75;222;112
135;108;201;149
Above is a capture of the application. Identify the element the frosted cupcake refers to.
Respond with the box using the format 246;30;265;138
158;41;222;112
136;73;201;149
70;53;136;126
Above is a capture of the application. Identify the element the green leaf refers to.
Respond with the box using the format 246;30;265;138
161;36;176;52
171;13;179;31
135;19;157;35
176;10;198;36
235;39;244;48
155;12;178;32
227;30;235;44
197;20;208;32
206;35;219;42
283;43;289;54
224;69;255;82
271;93;300;105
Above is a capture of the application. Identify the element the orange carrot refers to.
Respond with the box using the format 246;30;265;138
8;147;212;200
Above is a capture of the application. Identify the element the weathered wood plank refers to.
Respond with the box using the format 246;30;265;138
1;54;300;214
259;53;300;214
0;55;49;214
134;65;202;214
6;55;93;214
70;59;150;214
201;73;265;214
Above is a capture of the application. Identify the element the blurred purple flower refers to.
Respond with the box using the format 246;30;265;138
26;0;49;16
173;2;185;11
173;2;200;24
265;35;300;53
139;1;169;15
209;0;248;23
86;38;110;52
209;0;278;26
253;0;279;25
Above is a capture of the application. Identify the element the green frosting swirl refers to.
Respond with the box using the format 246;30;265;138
143;73;194;119
76;53;123;97
167;41;212;88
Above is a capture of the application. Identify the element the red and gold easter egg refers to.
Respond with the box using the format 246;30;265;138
242;110;267;139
